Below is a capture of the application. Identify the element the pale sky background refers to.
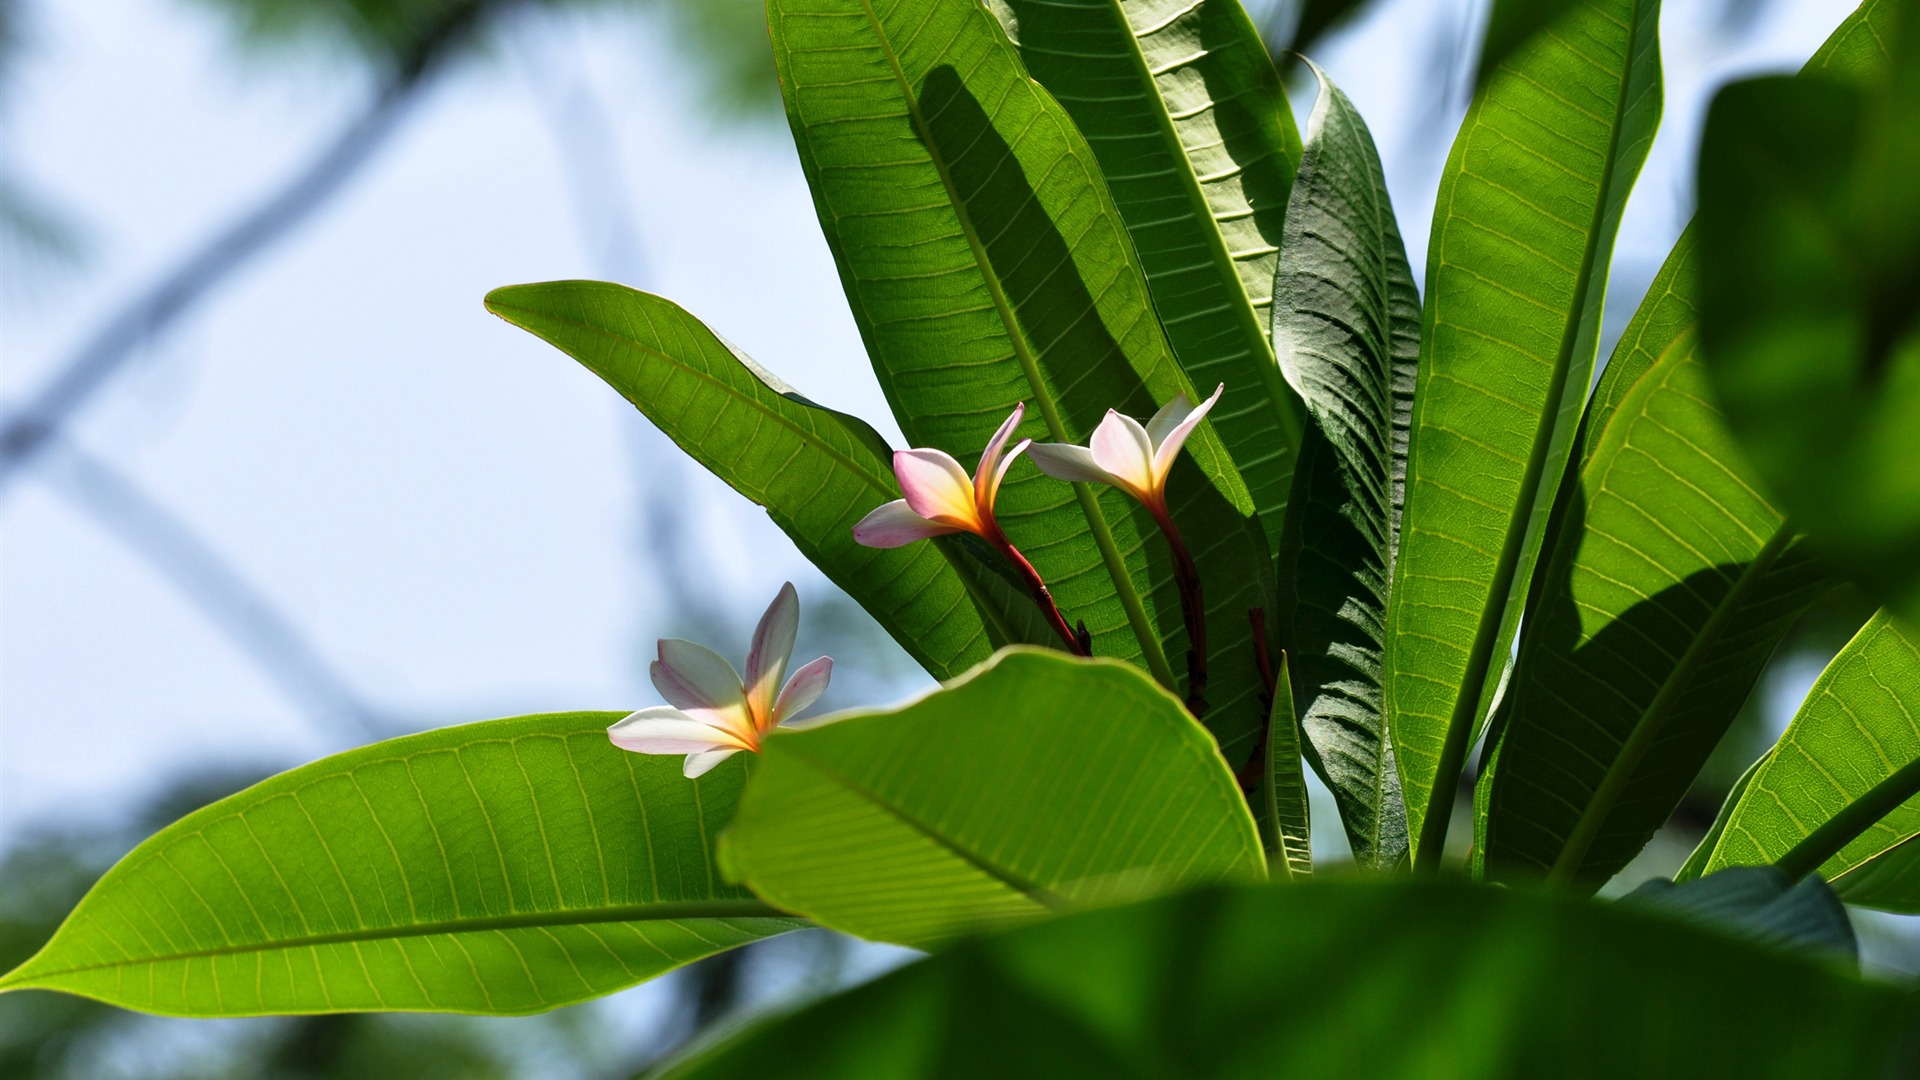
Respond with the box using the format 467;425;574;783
0;0;1887;1027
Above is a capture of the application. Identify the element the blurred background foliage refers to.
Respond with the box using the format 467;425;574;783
2;0;1912;1075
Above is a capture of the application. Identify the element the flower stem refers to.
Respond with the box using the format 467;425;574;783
1236;607;1276;792
1151;507;1209;718
996;540;1089;656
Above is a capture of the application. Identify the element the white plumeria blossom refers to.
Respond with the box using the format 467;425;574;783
852;404;1030;548
1024;384;1225;513
607;582;833;778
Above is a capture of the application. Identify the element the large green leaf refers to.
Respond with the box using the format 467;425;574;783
1703;612;1920;903
718;648;1264;947
659;881;1915;1079
1697;13;1920;629
991;0;1305;549
1268;63;1419;871
0;713;796;1016
1477;339;1832;889
487;282;1050;680
769;0;1276;756
1385;0;1663;865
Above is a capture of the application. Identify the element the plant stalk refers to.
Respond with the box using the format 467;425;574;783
1150;505;1209;717
996;539;1089;656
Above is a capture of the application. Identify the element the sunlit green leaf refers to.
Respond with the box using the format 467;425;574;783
1477;339;1831;889
768;0;1277;757
719;648;1263;947
1256;651;1313;879
659;881;1914;1079
1385;0;1662;864
0;714;797;1016
1268;62;1418;870
1704;612;1920;905
993;0;1306;549
488;282;1055;680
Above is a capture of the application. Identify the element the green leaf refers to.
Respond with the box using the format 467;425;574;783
1832;831;1920;914
992;0;1306;550
1476;338;1832;889
718;648;1264;948
487;282;1048;681
1620;867;1856;965
658;881;1914;1079
768;0;1278;756
1472;0;1583;87
1676;749;1768;883
1697;15;1920;629
1385;0;1663;866
1704;612;1920;899
1268;62;1419;870
0;713;797;1016
1256;651;1313;879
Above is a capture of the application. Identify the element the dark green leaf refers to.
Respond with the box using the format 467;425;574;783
660;881;1915;1079
0;713;797;1016
1269;62;1418;870
993;0;1306;550
1697;11;1920;628
1477;338;1831;890
1620;866;1856;965
1256;651;1313;879
768;0;1276;756
487;282;1049;680
718;648;1263;947
1386;0;1663;864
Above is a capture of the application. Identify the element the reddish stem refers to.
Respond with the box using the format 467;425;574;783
1150;506;1209;718
996;538;1089;656
1237;607;1277;793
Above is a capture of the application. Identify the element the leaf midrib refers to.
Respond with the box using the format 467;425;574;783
853;0;1174;687
1094;0;1302;455
1;899;798;989
1411;0;1656;870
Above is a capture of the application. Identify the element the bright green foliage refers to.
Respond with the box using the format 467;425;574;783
0;714;796;1016
1477;341;1831;889
719;649;1264;947
1257;652;1313;879
659;882;1915;1079
993;0;1306;548
765;0;1278;759
485;282;1049;680
1386;0;1663;864
1703;613;1920;907
1697;15;1920;629
1269;63;1419;870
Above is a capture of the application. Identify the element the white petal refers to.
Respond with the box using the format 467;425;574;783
1145;392;1196;449
683;748;743;778
771;656;834;726
893;448;981;530
980;438;1030;514
608;708;741;754
652;638;748;721
1150;383;1224;486
1089;409;1157;497
745;582;798;722
1025;442;1123;487
972;404;1026;495
853;499;962;547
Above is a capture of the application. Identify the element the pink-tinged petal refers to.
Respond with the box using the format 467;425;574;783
853;499;962;548
608;708;745;755
1089;409;1158;497
894;448;981;529
1150;383;1224;484
1145;393;1196;449
972;403;1026;494
770;656;833;727
652;638;748;719
980;438;1030;517
744;582;798;722
1025;442;1123;487
683;748;743;778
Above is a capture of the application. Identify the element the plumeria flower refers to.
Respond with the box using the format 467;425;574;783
1027;385;1226;717
607;582;832;778
852;404;1030;548
853;404;1087;655
1024;384;1225;517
